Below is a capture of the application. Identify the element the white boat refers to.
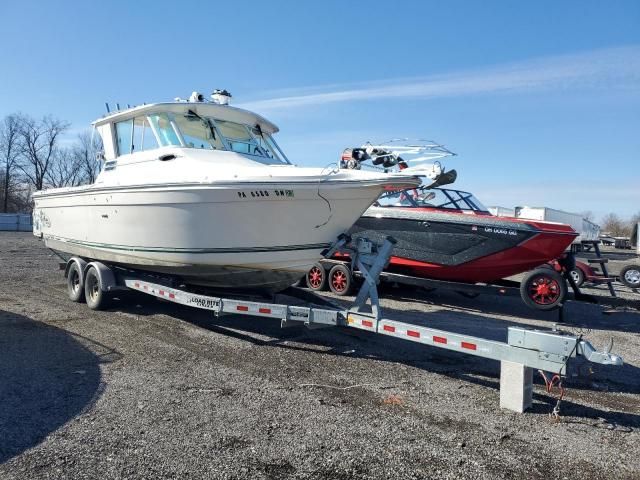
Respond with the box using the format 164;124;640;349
33;91;419;291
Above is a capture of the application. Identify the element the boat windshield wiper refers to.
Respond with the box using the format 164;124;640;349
185;109;218;143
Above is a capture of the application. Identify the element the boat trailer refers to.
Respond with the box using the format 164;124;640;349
62;235;623;414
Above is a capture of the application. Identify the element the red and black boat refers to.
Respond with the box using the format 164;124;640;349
307;185;579;310
350;186;577;284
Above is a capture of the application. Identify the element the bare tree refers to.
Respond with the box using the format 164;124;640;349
17;115;69;190
601;212;630;237
0;114;23;212
71;130;103;185
46;147;84;188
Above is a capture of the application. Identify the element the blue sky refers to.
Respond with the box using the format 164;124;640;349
1;1;639;220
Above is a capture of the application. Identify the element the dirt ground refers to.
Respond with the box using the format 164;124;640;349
1;232;638;479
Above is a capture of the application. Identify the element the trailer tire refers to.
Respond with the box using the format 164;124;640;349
569;267;585;288
328;264;352;296
520;268;567;311
620;264;640;289
67;262;85;303
306;262;327;291
84;266;109;310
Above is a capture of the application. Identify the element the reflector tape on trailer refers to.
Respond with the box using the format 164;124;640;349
259;308;271;314
461;341;477;350
237;306;249;312
135;282;140;288
433;336;447;344
407;330;420;338
362;320;373;328
169;293;175;299
383;325;395;333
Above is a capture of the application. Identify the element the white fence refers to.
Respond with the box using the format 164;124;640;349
0;213;33;232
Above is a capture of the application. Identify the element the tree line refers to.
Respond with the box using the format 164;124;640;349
0;113;101;213
601;212;640;238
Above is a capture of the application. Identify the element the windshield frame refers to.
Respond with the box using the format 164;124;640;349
208;117;290;165
376;187;489;213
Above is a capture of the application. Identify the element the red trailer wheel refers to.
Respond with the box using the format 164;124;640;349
520;268;567;311
306;263;327;291
328;264;352;296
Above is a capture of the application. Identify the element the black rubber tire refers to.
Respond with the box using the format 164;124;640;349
328;264;352;296
620;264;640;289
84;266;109;310
520;267;567;311
569;267;585;288
67;262;85;303
306;262;327;291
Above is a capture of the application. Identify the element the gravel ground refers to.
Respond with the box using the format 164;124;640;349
1;232;638;479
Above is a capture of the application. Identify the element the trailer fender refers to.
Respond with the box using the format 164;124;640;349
65;257;87;281
84;261;119;292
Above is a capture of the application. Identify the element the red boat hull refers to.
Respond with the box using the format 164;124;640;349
351;208;577;284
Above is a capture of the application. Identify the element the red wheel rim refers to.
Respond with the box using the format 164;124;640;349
308;266;324;288
528;276;561;305
331;270;348;292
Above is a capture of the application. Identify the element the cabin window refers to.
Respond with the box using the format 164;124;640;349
213;120;259;155
212;119;288;164
173;113;224;150
148;113;181;147
132;116;159;153
115;119;134;156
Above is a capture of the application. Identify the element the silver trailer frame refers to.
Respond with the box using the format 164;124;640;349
63;236;623;413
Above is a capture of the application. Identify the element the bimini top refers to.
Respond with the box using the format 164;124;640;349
93;102;279;134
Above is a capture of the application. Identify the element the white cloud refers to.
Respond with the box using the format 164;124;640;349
238;46;640;112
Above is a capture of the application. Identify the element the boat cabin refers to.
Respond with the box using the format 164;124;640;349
92;100;290;166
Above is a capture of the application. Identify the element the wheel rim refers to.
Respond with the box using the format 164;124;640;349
88;275;99;302
331;270;347;292
70;269;80;294
624;269;640;285
308;266;324;288
528;276;561;305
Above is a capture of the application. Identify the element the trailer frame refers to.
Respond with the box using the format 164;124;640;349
61;237;623;413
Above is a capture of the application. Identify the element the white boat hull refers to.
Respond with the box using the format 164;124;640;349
33;180;396;290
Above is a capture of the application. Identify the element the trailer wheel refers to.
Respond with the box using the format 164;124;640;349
328;264;352;296
620;264;640;289
306;263;327;291
67;262;85;303
520;268;567;311
569;267;585;287
84;266;109;310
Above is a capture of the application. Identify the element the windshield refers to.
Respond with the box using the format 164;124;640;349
173;113;224;150
211;119;288;164
122;111;290;165
376;187;489;212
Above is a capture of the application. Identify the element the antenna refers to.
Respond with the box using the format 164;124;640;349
116;103;121;110
105;102;111;113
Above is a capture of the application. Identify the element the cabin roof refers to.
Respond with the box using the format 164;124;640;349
92;102;279;134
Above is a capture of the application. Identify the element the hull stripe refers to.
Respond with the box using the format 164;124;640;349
44;235;330;254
